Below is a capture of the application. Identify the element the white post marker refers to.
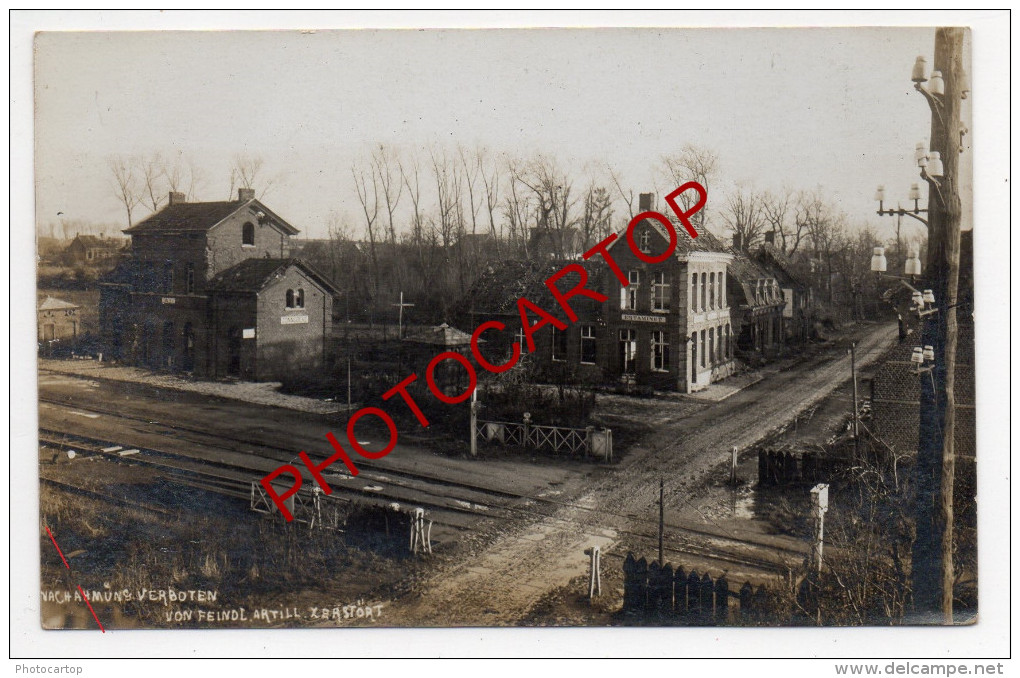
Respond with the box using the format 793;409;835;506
586;545;602;600
810;483;829;573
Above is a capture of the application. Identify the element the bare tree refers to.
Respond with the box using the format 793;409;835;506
760;188;800;253
372;145;404;246
503;155;534;257
578;182;614;251
108;154;141;228
517;154;577;259
229;153;274;200
139;151;167;214
400;151;441;301
722;187;766;251
606;164;636;221
661;144;719;231
351;161;381;303
162;150;202;201
479;147;503;258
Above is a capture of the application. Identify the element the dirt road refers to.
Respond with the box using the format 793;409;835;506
389;323;898;626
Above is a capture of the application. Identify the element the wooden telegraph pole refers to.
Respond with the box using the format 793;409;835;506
910;27;965;624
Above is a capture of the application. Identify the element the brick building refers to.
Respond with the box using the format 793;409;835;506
459;259;608;385
459;194;740;393
604;198;736;392
726;250;787;359
754;238;815;343
38;296;80;343
99;189;339;381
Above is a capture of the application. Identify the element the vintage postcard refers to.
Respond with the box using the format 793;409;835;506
31;23;982;638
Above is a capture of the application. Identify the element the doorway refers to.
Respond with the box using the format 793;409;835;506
227;327;242;377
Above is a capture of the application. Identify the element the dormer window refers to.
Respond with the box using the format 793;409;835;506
242;222;255;246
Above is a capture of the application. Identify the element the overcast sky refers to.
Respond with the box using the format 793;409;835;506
34;27;972;240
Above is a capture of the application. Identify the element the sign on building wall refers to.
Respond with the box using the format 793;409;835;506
621;313;667;324
242;328;256;339
281;315;309;325
161;297;176;305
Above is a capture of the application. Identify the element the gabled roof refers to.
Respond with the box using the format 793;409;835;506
605;217;732;259
404;323;476;347
727;252;784;310
70;234;121;249
755;243;809;287
206;258;341;296
124;199;300;236
38;296;79;311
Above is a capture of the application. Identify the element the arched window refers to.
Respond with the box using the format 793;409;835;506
296;288;305;308
242;222;255;246
286;289;295;308
701;272;707;311
691;273;698;311
709;272;715;310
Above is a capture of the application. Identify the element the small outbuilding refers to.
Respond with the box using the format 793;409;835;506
38;296;80;343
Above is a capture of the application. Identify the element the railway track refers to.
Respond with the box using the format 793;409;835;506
38;393;808;575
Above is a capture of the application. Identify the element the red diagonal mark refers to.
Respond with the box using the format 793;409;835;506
77;585;106;633
45;526;105;632
46;526;70;569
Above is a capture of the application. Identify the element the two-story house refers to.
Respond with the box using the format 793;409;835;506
603;194;736;392
99;189;340;381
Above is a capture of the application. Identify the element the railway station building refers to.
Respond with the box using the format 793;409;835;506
99;189;340;381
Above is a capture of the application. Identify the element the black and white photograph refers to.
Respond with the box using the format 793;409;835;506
11;9;1011;668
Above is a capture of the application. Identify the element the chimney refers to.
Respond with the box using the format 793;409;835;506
764;230;775;245
168;191;186;206
733;233;743;250
238;188;256;202
638;192;654;212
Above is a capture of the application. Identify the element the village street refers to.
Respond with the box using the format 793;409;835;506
387;322;898;626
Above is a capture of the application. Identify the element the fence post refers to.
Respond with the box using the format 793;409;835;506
622;553;638;612
715;575;729;624
522;411;532;447
810;483;829;573
673;567;687;616
470;388;478;457
585;426;594;458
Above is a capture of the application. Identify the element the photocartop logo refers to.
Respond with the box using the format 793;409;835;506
260;181;709;520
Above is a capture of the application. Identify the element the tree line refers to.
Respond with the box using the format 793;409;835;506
102;144;923;327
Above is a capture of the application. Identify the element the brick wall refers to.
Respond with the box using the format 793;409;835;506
255;266;331;382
